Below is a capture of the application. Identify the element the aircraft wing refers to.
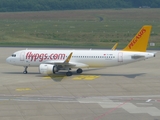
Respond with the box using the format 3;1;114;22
45;52;73;65
45;52;88;68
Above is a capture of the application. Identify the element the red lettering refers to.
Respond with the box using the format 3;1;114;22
25;52;66;62
50;54;54;60
39;54;44;62
30;54;33;61
33;54;39;61
129;42;134;49
29;52;34;61
54;54;59;60
26;52;31;59
58;54;65;59
129;28;146;49
44;54;48;60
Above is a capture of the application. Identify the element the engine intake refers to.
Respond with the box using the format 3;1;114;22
39;64;58;75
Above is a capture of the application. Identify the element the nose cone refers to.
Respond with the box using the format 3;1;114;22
6;57;11;64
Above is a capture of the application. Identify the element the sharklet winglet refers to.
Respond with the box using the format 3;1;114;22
112;43;118;50
64;52;73;63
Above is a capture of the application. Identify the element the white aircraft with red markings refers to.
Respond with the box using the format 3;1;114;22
6;25;156;76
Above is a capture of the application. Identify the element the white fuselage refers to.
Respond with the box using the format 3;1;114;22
6;49;155;68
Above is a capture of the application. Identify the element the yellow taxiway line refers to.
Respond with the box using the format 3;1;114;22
16;88;32;91
73;75;99;80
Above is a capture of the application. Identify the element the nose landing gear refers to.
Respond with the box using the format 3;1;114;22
23;66;28;74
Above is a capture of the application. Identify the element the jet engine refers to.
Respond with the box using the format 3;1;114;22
39;64;58;75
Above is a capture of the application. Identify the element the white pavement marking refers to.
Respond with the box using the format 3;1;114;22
100;100;160;116
78;97;160;117
122;103;160;116
146;99;152;102
136;103;152;105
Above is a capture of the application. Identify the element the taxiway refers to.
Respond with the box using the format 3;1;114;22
0;47;160;120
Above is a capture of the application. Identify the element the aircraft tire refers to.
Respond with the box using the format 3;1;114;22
76;68;83;74
23;71;28;74
66;71;72;76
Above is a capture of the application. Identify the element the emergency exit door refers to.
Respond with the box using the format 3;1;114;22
118;52;123;62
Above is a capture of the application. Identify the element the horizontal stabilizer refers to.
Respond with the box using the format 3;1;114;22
131;55;145;59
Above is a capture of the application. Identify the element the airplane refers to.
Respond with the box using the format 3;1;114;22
6;25;156;76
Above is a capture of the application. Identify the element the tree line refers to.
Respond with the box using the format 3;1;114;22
0;0;160;12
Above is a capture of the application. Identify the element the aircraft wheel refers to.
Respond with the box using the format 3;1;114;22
66;71;72;76
23;71;28;74
76;68;83;74
23;66;28;74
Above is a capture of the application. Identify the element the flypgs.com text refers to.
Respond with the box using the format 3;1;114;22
26;52;66;62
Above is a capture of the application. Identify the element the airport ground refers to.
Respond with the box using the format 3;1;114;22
0;47;160;120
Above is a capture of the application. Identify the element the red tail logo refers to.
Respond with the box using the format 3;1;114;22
128;28;146;49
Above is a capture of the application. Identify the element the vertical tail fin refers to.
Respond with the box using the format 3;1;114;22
123;25;152;52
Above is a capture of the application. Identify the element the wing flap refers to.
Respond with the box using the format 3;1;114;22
45;61;88;68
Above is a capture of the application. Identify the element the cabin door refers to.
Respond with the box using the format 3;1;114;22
118;52;123;62
20;52;25;61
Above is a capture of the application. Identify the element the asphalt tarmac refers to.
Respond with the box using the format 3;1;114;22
0;47;160;120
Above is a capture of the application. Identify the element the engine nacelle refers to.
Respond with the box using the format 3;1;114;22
39;64;58;75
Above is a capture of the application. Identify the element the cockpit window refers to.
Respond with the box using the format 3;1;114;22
11;54;16;57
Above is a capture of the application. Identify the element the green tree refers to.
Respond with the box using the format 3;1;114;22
0;0;160;12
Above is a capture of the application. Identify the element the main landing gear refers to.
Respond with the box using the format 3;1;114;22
65;68;83;76
23;66;28;74
66;71;72;76
76;68;83;74
22;67;83;76
66;68;72;76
